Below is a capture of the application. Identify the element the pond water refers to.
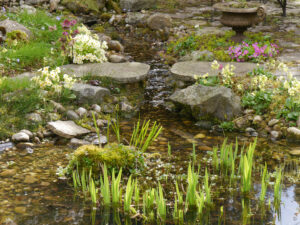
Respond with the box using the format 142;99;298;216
0;28;299;225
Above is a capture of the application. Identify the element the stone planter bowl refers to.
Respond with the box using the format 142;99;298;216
213;2;266;42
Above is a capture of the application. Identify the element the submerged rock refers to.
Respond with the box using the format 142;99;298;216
287;127;300;143
289;147;300;156
170;84;242;121
0;169;17;177
47;120;90;139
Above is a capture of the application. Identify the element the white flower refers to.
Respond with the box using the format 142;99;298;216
211;60;220;71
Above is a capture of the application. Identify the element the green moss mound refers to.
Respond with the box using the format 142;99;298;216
68;143;138;173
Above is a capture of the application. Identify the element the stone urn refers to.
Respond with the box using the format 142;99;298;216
213;2;266;42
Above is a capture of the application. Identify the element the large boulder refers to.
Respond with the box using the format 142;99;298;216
169;84;242;121
71;83;110;104
0;19;32;39
61;0;105;13
120;0;157;12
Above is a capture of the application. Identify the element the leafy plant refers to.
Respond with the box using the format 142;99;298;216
220;121;235;132
242;91;273;114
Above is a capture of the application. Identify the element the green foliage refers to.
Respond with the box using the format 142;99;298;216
195;75;219;87
242;91;273;114
167;31;234;61
259;163;270;203
277;97;300;122
273;167;283;207
100;164;111;205
5;30;28;46
130;119;163;153
185;163;198;208
220;121;235;132
0;77;44;138
1;10;66;75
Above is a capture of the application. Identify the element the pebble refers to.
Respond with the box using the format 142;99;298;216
270;130;281;140
12;132;30;142
194;133;206;139
19;130;33;139
16;142;34;150
24;175;38;184
92;104;101;113
253;115;262;124
76;107;88;117
289;147;300;156
14;206;26;214
66;110;80;120
268;119;279;127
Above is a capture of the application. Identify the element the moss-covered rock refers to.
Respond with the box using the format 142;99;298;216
68;143;138;173
6;30;29;46
62;0;105;14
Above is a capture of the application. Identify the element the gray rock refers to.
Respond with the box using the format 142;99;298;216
147;13;172;30
20;4;37;14
50;100;66;113
71;83;110;104
97;33;111;43
108;40;124;52
125;12;147;25
69;138;90;147
48;113;60;121
235;117;250;129
91;135;107;145
109;54;127;63
120;0;156;11
268;119;279;127
49;0;60;11
120;102;133;112
170;84;242;121
67;110;80;120
96;119;108;127
102;104;114;114
270;130;281;140
76;107;88;117
92;104;101;113
12;132;30;142
62;62;150;83
47;120;90;139
171;61;257;81
180;50;214;62
286;127;300;143
289;147;300;156
19;129;33;139
0;19;32;38
253;115;263;124
26;113;42;123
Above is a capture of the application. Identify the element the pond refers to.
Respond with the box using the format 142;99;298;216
0;29;299;225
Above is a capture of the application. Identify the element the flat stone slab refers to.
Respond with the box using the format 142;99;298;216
47;120;90;139
171;61;257;81
61;62;150;83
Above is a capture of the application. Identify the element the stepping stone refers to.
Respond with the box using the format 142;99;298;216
61;62;150;83
47;120;90;139
171;61;257;81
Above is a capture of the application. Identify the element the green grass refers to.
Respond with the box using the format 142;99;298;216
0;77;45;138
0;9;67;75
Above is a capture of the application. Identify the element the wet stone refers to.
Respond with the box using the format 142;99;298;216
289;147;300;156
24;175;38;184
12;132;30;143
0;169;17;177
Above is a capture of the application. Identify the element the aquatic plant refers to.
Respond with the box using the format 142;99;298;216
156;183;167;220
111;115;121;143
124;175;135;213
273;167;283;206
192;143;197;162
89;178;97;204
143;188;156;215
134;180;140;207
204;168;212;205
168;142;172;157
240;140;256;194
100;164;111;205
130;119;163;153
186;163;199;208
259;163;270;203
111;168;122;205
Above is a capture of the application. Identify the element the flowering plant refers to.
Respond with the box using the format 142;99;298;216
59;19;79;55
31;67;76;98
228;41;279;62
70;25;108;64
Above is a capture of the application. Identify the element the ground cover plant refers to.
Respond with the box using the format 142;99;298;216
194;60;300;127
167;31;280;62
